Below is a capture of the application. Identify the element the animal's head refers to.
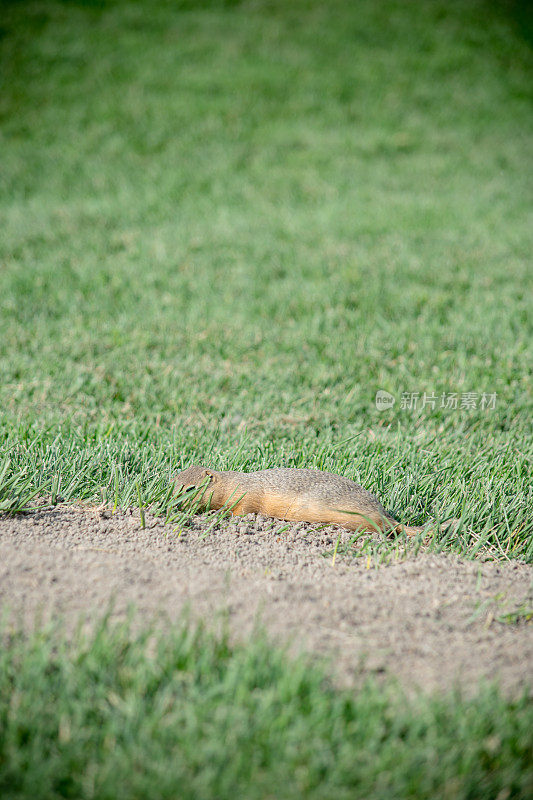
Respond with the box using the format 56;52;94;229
174;465;215;491
174;465;218;509
174;467;215;492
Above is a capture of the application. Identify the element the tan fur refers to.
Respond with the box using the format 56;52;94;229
173;466;448;536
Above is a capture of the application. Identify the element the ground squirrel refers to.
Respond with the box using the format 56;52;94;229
174;466;443;535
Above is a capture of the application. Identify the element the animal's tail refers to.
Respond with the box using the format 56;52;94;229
393;519;461;537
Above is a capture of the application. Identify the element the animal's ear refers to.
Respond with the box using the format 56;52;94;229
201;469;215;482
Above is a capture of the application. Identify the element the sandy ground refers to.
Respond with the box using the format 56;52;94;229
1;503;532;695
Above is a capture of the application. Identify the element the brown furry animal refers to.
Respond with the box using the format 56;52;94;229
174;466;446;535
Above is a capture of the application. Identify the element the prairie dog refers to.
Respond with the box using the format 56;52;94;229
174;466;441;535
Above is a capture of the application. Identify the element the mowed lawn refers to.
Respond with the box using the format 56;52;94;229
0;618;531;800
1;3;533;797
1;0;532;556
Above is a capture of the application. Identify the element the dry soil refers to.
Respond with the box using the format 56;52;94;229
1;503;532;695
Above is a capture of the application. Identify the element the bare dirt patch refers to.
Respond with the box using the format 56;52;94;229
1;504;531;695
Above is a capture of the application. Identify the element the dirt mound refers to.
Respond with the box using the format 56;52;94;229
1;504;531;694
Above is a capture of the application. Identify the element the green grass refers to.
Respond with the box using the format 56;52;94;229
1;3;532;792
0;616;531;800
1;0;532;557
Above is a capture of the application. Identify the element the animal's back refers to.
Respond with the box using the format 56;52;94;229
174;464;430;534
245;468;380;505
231;468;398;530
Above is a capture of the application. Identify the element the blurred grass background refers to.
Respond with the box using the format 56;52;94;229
1;616;532;800
0;0;532;555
